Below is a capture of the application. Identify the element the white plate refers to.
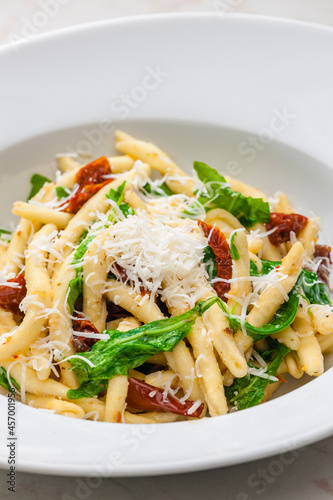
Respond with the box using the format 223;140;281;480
0;13;333;477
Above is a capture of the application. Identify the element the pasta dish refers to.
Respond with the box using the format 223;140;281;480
0;130;332;423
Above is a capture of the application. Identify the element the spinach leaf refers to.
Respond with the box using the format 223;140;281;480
225;341;289;410
67;297;218;399
106;181;135;220
72;235;96;268
106;181;126;205
203;245;217;280
193;162;270;228
56;186;71;199
250;259;281;277
67;277;83;314
220;271;304;340
301;269;332;306
230;233;240;260
0;366;20;392
142;182;174;197
0;228;12;242
116;202;134;219
250;259;332;306
230;276;301;341
27;174;51;201
194;161;226;184
67;235;96;313
67;379;108;399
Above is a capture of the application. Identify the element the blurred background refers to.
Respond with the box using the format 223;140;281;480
1;0;333;46
1;1;333;499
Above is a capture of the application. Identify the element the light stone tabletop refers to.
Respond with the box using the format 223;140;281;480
1;1;333;499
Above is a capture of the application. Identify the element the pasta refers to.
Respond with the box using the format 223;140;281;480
0;130;331;423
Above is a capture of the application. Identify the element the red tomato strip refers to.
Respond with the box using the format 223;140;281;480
72;314;100;352
126;377;204;418
61;156;113;214
266;212;308;246
198;220;232;302
0;274;26;316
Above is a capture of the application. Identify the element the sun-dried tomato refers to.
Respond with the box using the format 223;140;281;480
75;157;111;187
112;264;150;298
72;314;100;352
198;220;232;302
61;156;113;214
106;301;131;322
314;244;332;263
0;273;26;316
266;212;308;246
314;244;332;288
113;263;129;283
126;377;204;418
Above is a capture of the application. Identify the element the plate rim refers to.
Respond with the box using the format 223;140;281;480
1;11;333;58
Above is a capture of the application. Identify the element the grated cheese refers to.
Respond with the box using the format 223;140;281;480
83;209;209;311
195;354;206;378
187;399;202;415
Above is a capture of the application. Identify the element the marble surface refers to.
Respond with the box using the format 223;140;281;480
1;1;333;499
1;436;333;499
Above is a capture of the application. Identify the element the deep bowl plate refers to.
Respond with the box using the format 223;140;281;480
0;13;333;476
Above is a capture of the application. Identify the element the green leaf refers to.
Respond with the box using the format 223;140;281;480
56;186;71;199
225;341;289;410
142;182;174;196
193;162;270;228
72;235;96;269
106;181;126;205
118;202;135;218
194;161;227;184
250;259;281;277
106;181;135;221
301;269;332;306
230;233;240;260
219;271;304;341
231;278;301;342
66;234;96;313
0;366;20;392
67;297;218;399
67;379;108;399
0;228;12;242
203;245;217;280
67;277;83;314
27;174;51;201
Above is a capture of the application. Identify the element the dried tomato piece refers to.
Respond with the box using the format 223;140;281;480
267;212;308;246
75;156;111;187
112;264;150;298
113;263;129;283
61;156;113;214
314;244;332;288
198;220;232;302
106;301;131;322
72;314;100;352
64;183;111;214
0;273;26;316
314;245;332;263
126;377;204;418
